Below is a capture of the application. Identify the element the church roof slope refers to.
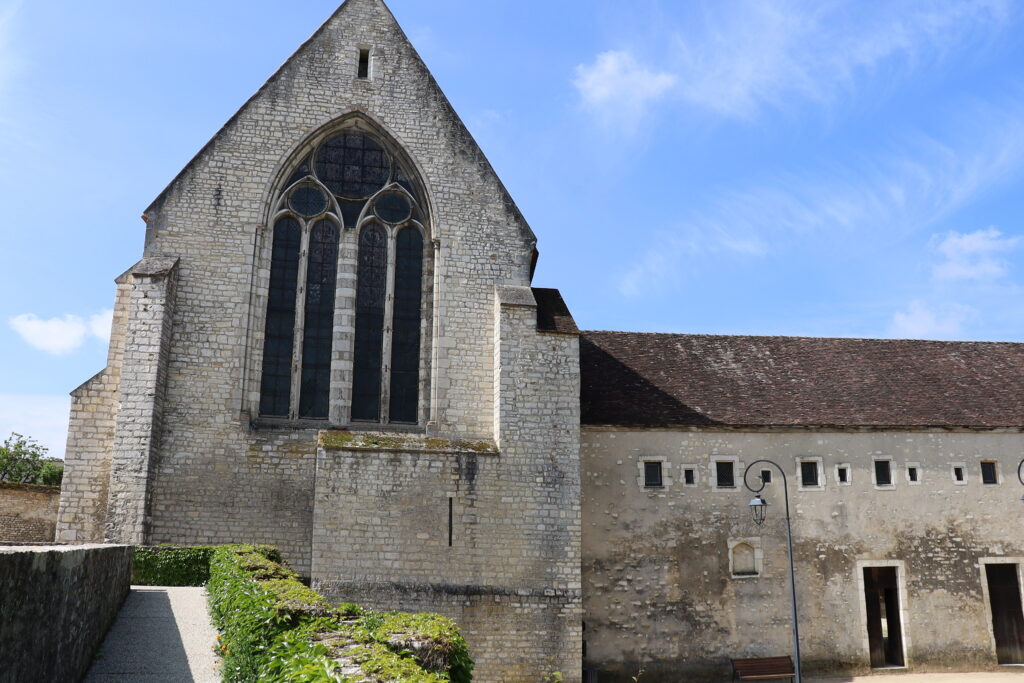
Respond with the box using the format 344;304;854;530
580;331;1024;429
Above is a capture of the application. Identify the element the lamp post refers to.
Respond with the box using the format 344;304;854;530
1018;458;1024;500
743;459;802;683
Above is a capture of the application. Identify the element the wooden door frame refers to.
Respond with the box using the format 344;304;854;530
856;560;911;669
978;557;1024;664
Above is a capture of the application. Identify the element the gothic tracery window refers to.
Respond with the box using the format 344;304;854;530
259;127;427;424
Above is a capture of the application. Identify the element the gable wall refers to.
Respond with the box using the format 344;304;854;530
582;427;1024;681
59;1;580;679
118;0;539;565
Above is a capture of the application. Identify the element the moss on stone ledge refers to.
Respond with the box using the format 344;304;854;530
319;430;497;455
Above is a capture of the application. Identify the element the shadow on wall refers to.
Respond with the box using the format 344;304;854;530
84;588;193;681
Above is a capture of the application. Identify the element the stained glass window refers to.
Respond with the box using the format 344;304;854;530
389;227;423;423
290;185;328;217
259;217;301;416
299;220;339;418
374;192;412;224
260;125;427;425
314;133;390;199
352;224;388;421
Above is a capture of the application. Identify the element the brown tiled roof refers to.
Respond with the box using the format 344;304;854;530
580;331;1024;428
533;288;579;335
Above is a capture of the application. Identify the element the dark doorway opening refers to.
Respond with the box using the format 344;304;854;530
864;566;904;668
986;563;1024;664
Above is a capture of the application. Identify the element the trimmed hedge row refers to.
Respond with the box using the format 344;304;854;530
133;545;216;586
206;545;473;682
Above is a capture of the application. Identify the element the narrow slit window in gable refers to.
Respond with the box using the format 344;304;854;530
358;48;370;78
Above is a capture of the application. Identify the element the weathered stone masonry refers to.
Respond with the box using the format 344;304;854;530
0;483;60;542
57;1;582;680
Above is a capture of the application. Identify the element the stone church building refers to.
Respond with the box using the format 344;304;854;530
55;1;1024;681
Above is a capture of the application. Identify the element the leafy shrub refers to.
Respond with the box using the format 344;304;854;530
0;433;62;486
133;546;216;586
132;544;280;586
206;545;473;682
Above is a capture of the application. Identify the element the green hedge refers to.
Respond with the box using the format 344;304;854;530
132;545;282;586
206;545;473;682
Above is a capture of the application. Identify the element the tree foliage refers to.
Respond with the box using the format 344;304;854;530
0;433;63;486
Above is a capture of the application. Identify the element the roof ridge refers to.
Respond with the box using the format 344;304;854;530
580;330;1024;345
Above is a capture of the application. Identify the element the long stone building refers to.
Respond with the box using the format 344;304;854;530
55;1;1024;681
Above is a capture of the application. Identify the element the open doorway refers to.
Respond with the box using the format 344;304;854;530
985;563;1024;664
863;566;905;668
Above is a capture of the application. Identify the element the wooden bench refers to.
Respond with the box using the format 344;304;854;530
731;656;795;681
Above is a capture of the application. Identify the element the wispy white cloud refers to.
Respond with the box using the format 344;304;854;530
618;100;1024;296
9;309;113;355
0;393;70;460
670;0;1011;119
88;309;113;341
574;50;676;131
931;226;1021;282
888;300;976;339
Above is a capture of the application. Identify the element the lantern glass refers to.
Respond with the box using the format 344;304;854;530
749;495;768;525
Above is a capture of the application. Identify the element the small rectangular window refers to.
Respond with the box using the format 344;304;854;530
358;48;370;78
981;461;998;485
800;461;819;487
954;466;965;482
683;468;695;485
908;466;918;482
760;469;772;484
874;460;892;486
837;466;849;483
716;461;735;488
644;461;663;488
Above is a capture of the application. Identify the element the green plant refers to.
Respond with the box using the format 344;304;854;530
206;545;473;682
0;433;62;485
133;546;216;586
543;672;565;682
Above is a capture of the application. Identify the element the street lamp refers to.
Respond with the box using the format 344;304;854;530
743;460;802;683
1018;458;1024;501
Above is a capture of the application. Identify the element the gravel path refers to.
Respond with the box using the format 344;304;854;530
809;672;1024;682
84;586;220;682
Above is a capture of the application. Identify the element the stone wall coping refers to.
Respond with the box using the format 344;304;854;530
130;256;180;278
318;430;498;456
495;285;537;308
0;543;129;554
0;481;61;493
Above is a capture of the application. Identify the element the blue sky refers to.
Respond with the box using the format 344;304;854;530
2;0;1023;457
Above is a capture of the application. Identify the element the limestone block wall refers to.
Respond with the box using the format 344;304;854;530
581;428;1024;681
56;275;130;543
106;258;179;544
107;0;538;568
149;429;318;576
309;287;582;682
0;483;60;542
0;544;132;682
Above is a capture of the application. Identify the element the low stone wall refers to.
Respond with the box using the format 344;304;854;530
0;544;132;683
0;482;60;542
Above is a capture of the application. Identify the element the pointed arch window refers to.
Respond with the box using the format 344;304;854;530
259;127;428;425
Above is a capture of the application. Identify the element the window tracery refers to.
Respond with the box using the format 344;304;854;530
259;127;428;425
